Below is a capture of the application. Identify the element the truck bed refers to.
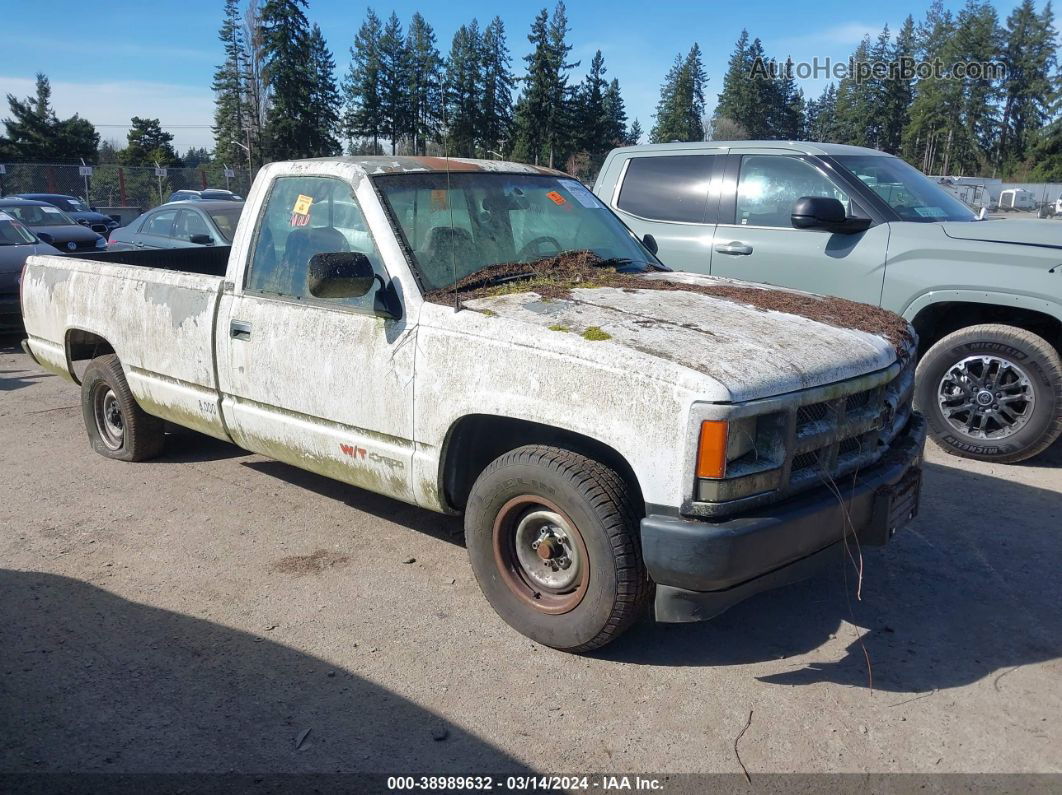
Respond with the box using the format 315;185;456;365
75;246;231;277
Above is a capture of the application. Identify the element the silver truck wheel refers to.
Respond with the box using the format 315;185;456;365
916;324;1062;463
81;354;165;462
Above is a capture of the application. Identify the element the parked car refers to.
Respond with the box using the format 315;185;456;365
594;141;1062;463
0;210;59;329
107;200;244;250
166;188;243;203
20;156;925;652
13;193;120;236
0;198;106;253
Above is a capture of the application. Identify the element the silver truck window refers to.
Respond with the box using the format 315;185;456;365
245;176;383;306
143;210;177;237
834;155;977;222
616;155;714;223
736;156;850;228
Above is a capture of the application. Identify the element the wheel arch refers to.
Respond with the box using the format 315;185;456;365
439;413;645;517
907;296;1062;356
64;327;117;384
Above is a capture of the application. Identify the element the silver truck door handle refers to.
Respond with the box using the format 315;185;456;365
714;241;754;256
230;320;252;340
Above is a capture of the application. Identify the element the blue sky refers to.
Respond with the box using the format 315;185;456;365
0;0;1034;153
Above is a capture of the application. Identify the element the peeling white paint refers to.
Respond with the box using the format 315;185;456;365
22;155;907;516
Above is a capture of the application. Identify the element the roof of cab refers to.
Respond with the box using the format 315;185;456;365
606;141;892;157
287;155;568;177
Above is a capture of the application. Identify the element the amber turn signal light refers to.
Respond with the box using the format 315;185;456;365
696;420;729;479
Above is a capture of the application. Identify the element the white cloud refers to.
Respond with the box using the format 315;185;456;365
775;22;881;51
0;76;216;151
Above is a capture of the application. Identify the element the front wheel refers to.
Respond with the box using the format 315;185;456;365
915;324;1062;463
464;445;650;652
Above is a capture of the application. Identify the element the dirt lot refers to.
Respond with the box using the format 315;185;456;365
1;333;1059;778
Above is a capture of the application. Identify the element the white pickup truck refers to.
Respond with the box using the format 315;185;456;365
20;156;926;652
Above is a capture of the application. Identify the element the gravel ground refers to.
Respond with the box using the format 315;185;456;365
1;333;1059;777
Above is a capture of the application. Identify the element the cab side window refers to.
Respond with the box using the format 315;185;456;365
244;176;383;307
736;156;850;228
616;155;714;223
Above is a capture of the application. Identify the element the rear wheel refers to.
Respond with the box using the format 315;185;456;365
465;445;650;652
915;324;1062;463
80;354;165;462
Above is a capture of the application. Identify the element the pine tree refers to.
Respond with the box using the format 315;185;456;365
378;12;409;155
997;0;1057;172
119;117;180;166
807;83;838;142
880;17;916;154
212;0;247;169
406;12;443;155
479;16;514;157
602;78;628;148
576;50;609;155
511;9;552;164
625;118;643;146
903;0;959;170
833;36;876;146
772;57;804;139
651;44;707;143
713;31;754;137
344;9;384;154
260;0;314;160
0;73;98;162
544;2;579;168
443;21;482;157
307;24;341;156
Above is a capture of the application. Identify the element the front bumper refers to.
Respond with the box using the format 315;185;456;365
645;413;926;623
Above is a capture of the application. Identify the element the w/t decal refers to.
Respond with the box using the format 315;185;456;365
340;443;366;459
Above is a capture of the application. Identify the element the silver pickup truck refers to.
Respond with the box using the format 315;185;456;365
20;156;925;652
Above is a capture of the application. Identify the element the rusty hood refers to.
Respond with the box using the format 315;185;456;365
456;273;904;404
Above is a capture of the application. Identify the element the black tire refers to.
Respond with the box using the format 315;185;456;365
80;354;165;462
464;445;650;653
915;324;1062;463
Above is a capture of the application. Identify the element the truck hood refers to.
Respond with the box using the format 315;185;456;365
459;272;903;403
941;219;1062;249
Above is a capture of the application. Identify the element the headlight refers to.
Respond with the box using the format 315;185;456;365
694;413;787;502
95;237;107;249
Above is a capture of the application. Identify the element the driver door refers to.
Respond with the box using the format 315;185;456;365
710;150;889;306
216;173;417;503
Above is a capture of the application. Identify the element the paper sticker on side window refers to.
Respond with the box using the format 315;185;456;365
41;206;61;214
560;179;601;208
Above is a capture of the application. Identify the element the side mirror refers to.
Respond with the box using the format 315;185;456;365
642;233;658;255
189;233;214;245
791;196;871;234
307;251;376;298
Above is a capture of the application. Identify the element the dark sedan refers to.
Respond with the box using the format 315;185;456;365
0;209;60;329
0;198;107;253
107;200;244;250
14;193;120;236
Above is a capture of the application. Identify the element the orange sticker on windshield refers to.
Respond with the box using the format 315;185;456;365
291;194;313;227
431;189;448;210
546;191;567;206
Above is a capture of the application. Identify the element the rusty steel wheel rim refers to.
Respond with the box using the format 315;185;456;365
492;495;589;615
93;384;125;451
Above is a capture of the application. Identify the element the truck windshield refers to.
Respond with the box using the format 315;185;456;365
374;172;660;290
834;155;978;223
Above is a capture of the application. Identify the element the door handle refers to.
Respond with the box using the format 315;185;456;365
714;241;754;256
230;320;252;340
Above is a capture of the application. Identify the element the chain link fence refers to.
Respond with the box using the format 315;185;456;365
0;163;254;223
